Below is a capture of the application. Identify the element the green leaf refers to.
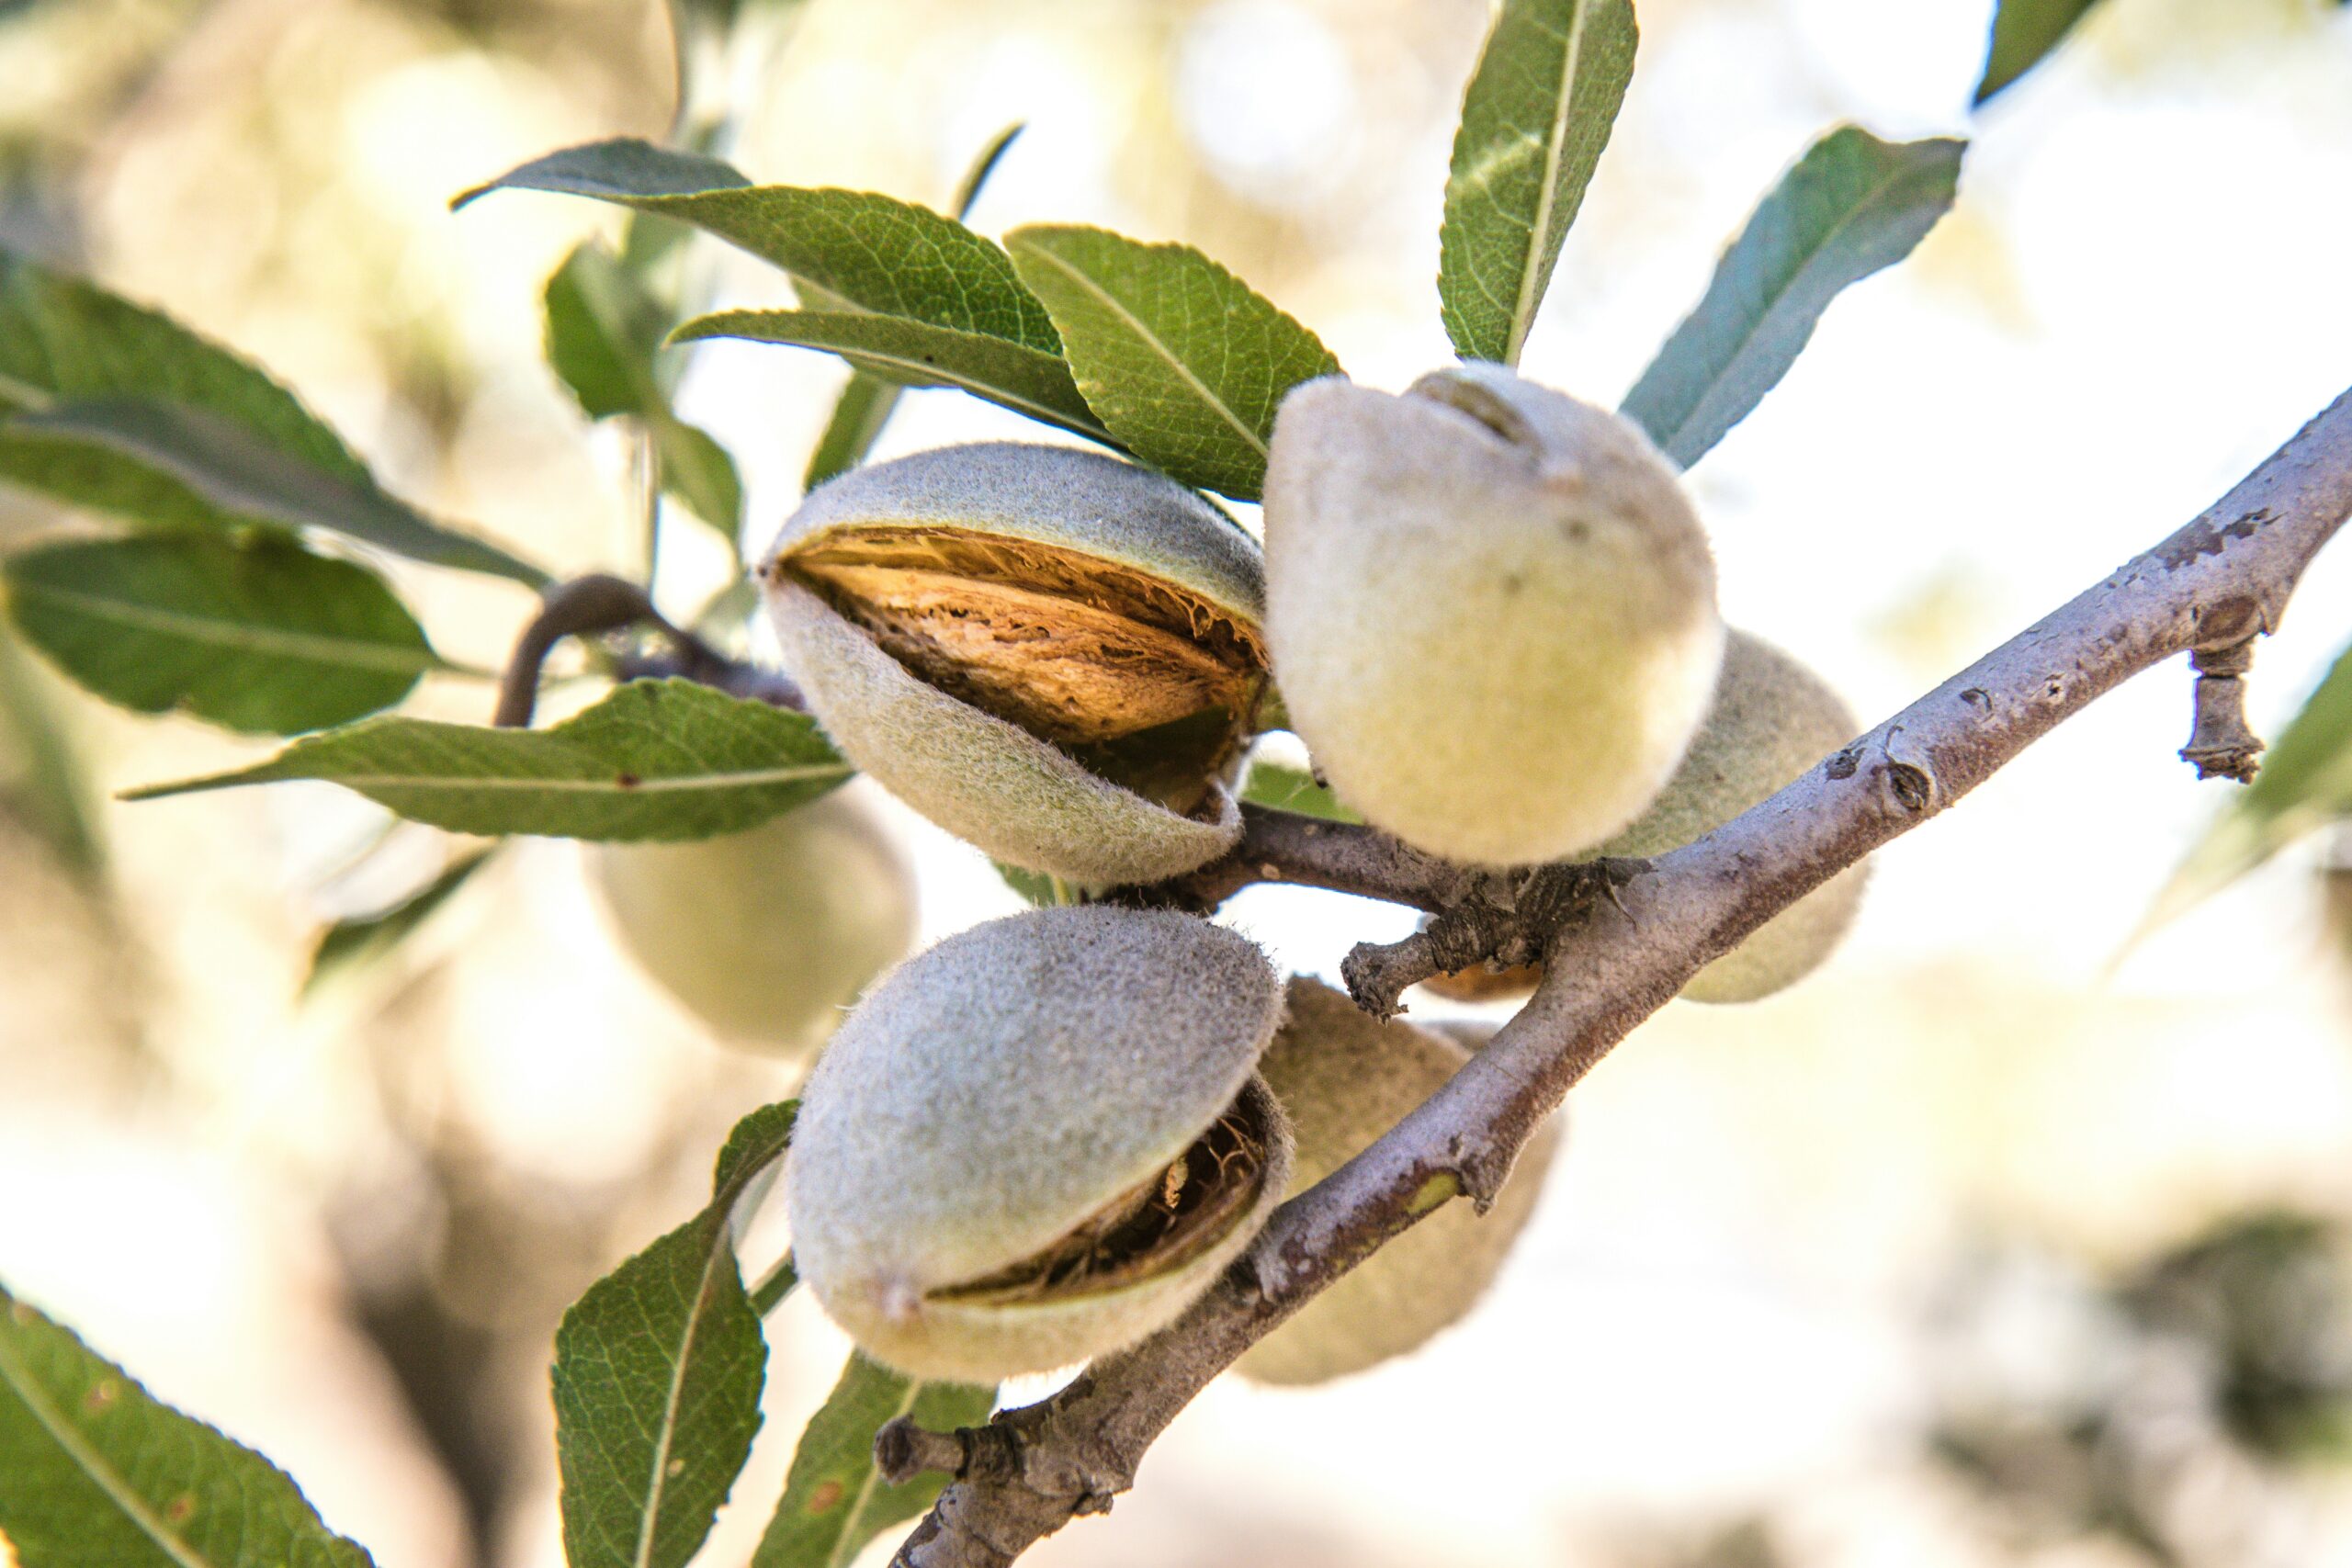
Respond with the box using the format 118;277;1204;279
553;1100;796;1568
2143;640;2352;932
803;373;901;491
991;861;1077;908
0;627;104;881
546;240;673;421
303;846;496;998
1005;226;1340;501
951;123;1024;217
652;416;743;537
1438;0;1638;367
0;254;546;586
4;535;440;735
123;678;852;841
1619;127;1964;469
7;399;548;587
674;310;1111;444
751;1355;994;1568
1238;760;1361;825
1975;0;2102;104
458;140;1059;354
0;1283;378;1567
792;121;1031;494
544;243;741;547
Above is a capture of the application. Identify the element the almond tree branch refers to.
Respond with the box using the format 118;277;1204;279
878;385;2352;1568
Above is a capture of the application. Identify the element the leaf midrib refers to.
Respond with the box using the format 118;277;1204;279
301;762;850;797
1508;0;1600;367
8;578;437;675
692;314;1106;437
632;1229;733;1568
0;1331;217;1568
1017;241;1268;458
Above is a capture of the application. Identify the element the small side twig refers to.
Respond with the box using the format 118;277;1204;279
2179;637;2264;782
1340;856;1645;1016
875;1417;971;1484
492;572;802;728
1114;804;1465;913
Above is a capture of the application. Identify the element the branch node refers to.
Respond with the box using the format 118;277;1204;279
876;1417;972;1484
1339;856;1645;1016
2180;638;2266;783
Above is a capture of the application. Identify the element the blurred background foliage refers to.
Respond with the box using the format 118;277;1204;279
6;1;2352;1565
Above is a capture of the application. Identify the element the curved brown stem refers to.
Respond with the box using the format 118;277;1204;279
491;573;800;728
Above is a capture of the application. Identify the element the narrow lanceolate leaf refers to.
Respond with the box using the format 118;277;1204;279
4;536;439;735
795;122;1026;491
554;1101;797;1568
303;846;497;998
652;416;744;536
0;1284;377;1568
0;628;105;882
458;140;1058;353
1619;127;1965;469
1975;0;2102;104
2142;639;2352;935
545;243;742;541
546;239;674;420
674;311;1111;444
123;679;852;841
10;399;548;587
803;373;901;490
751;1355;995;1568
0;254;546;586
1006;226;1340;501
952;123;1025;217
1438;0;1637;367
1239;761;1362;825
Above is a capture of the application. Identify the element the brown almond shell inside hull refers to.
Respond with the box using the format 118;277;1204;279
784;527;1267;813
927;1080;1274;1309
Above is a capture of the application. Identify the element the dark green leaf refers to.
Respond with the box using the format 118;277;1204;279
1438;0;1638;367
0;1283;378;1567
792;121;1031;494
8;399;548;587
0;254;546;585
546;240;673;420
1005;225;1340;500
803;374;901;491
544;243;741;547
553;1100;796;1568
1975;0;2102;104
303;846;495;998
653;416;743;537
674;310;1111;444
2144;639;2352;931
1239;760;1361;825
1619;127;1964;469
951;123;1025;218
5;535;439;735
751;1355;994;1568
0;627;104;881
458;140;1058;353
457;139;752;208
123;678;852;840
